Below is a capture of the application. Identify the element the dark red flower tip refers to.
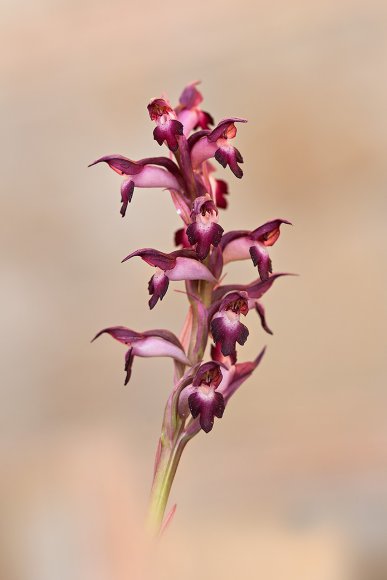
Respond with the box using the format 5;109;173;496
188;390;225;433
214;179;229;209
208;118;247;143
255;302;273;335
88;154;143;176
194;110;214;130
147;98;173;121
122;248;177;270
153;120;184;152
192;361;223;388
251;219;292;246
148;272;169;309
120;179;135;217
215;146;244;178
249;245;272;281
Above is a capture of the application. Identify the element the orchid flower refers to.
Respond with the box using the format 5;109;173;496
89;82;293;534
221;219;291;280
190;117;247;177
92;326;189;385
88;155;182;216
210;291;250;356
186;195;224;260
148;98;184;152
121;248;215;309
175;81;214;136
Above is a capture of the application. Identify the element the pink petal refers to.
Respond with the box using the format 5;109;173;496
166;257;216;282
133;336;189;365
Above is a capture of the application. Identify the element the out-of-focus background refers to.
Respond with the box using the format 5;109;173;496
1;0;387;578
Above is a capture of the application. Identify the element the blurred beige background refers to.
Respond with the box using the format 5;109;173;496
1;0;387;579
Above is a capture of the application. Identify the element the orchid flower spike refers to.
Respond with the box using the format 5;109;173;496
90;81;293;533
121;248;216;309
221;219;292;280
92;326;189;385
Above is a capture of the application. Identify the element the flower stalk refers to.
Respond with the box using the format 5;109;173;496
89;81;292;536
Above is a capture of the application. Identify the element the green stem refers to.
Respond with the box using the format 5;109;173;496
147;433;188;534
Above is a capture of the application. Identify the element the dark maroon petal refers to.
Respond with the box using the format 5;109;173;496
250;245;272;281
210;342;237;366
174;228;191;248
208;118;247;142
214;179;229;209
179;82;203;108
251;219;292;245
255;302;273;335
210;315;249;356
153;120;184;152
120;179;134;217
188;390;225;433
124;348;134;385
92;325;143;344
121;248;177;270
213;273;289;302
193;361;223;387
88;155;143;176
148;272;169;309
194;110;214;130
186;222;224;260
208;246;223;279
215;146;243;178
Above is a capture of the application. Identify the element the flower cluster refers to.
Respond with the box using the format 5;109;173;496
90;82;291;530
